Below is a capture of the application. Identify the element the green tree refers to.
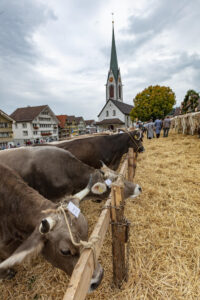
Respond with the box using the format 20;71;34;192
130;85;176;122
181;90;199;114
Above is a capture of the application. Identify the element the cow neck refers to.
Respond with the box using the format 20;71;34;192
6;178;56;231
105;134;130;169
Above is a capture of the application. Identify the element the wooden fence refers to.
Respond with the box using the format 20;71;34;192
63;148;137;300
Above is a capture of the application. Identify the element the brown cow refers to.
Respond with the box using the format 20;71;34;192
0;163;103;292
35;130;144;170
0;146;142;201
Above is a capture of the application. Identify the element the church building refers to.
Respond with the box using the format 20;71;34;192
97;21;133;131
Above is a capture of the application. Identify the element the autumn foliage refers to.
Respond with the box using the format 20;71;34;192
181;90;199;114
130;85;176;121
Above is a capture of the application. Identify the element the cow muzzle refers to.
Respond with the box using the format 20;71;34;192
138;146;145;153
130;184;142;198
88;263;104;293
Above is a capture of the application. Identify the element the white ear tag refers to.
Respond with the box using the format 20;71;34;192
67;201;80;218
105;178;112;187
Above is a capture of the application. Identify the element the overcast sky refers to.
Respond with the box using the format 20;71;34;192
0;0;200;120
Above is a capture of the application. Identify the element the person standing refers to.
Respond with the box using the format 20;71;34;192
154;118;162;138
146;119;154;139
163;116;171;137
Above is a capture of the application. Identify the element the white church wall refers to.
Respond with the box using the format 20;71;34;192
124;115;133;127
98;100;124;122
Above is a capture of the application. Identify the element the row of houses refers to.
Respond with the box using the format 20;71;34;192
56;115;96;140
0;105;97;149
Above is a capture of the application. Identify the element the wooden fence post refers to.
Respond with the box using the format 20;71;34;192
111;183;126;287
128;148;137;180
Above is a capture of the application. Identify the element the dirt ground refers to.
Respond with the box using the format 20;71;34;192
0;131;200;299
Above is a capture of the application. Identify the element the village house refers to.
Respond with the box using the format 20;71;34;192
57;115;70;140
0;109;14;149
10;105;59;146
65;115;79;136
85;120;97;134
75;117;86;135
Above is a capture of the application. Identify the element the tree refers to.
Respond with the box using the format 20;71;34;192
130;85;176;122
181;90;199;114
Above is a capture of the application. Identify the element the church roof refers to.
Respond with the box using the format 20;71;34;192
111;100;133;115
96;118;124;125
110;23;119;82
97;99;133;117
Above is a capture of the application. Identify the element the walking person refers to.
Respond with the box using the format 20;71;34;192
154;117;162;138
146;119;154;139
163;116;171;137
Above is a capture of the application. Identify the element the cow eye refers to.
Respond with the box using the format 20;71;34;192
60;249;71;256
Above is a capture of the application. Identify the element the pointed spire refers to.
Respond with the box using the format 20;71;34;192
110;21;118;82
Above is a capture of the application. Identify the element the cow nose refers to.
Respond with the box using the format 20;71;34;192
139;146;145;153
88;264;104;293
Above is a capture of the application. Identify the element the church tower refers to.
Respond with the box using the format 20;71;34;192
106;21;123;102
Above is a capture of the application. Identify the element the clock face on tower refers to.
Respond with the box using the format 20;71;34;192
109;77;113;82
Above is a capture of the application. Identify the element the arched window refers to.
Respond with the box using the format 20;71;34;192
109;85;114;98
119;85;121;99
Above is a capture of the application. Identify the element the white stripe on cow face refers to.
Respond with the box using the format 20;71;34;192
0;242;43;270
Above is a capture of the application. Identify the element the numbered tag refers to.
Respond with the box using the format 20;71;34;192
105;178;112;187
67;201;80;218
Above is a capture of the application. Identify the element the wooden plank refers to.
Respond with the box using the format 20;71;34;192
110;155;128;286
128;148;134;181
133;151;137;179
118;157;128;178
63;197;111;300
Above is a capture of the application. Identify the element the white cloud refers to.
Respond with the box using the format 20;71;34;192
0;0;200;119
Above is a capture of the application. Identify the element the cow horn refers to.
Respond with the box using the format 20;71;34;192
100;161;118;181
100;160;107;168
73;174;94;202
39;217;56;234
100;160;111;172
73;187;90;201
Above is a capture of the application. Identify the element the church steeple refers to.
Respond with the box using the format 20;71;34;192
110;22;118;82
106;21;123;102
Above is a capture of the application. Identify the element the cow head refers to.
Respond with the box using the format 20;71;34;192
40;202;103;292
100;162;142;199
88;170;107;195
0;187;103;292
127;130;145;153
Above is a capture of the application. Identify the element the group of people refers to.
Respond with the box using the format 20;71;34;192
136;116;171;139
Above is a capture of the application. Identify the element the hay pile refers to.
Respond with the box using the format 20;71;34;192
1;132;200;299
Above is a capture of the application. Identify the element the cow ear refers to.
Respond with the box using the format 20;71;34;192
91;182;107;195
133;132;140;140
0;229;44;271
39;217;56;234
